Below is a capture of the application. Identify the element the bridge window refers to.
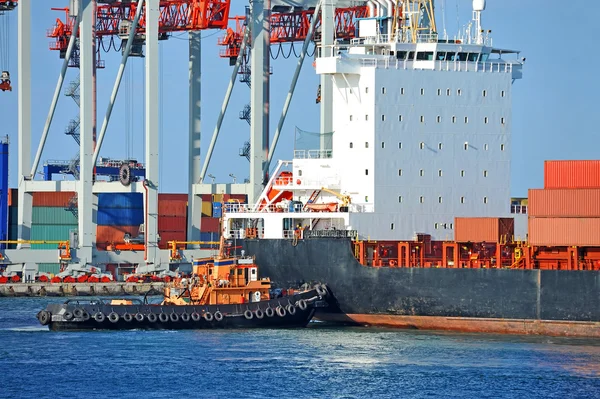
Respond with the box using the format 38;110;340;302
468;53;479;62
396;51;407;60
436;52;446;61
457;53;468;61
445;52;456;61
416;52;434;61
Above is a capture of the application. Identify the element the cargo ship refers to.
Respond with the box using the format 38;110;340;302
218;1;600;337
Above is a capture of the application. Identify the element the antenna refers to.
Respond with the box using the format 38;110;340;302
472;0;486;44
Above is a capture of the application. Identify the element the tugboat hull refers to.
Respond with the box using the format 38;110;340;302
37;287;328;331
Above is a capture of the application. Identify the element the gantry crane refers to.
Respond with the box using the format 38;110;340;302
0;0;17;92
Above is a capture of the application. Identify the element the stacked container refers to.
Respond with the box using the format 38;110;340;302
158;193;187;249
529;161;600;246
454;217;514;243
31;192;78;249
96;193;144;249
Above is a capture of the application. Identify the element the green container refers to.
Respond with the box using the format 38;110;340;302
32;207;78;225
37;263;61;275
31;224;77;249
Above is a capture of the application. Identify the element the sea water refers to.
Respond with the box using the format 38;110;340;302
0;297;599;399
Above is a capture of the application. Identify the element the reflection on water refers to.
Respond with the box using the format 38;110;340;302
0;297;598;399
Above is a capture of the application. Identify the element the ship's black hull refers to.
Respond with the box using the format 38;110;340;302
38;289;326;331
240;238;600;337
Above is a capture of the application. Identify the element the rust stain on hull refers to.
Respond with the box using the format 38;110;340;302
318;313;600;338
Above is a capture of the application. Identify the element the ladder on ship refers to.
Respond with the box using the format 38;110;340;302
304;189;321;210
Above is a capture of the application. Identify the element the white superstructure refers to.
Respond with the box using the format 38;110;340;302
225;1;524;241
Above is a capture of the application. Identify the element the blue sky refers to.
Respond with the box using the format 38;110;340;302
0;0;598;196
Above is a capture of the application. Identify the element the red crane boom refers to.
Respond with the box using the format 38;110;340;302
48;0;231;56
218;6;369;59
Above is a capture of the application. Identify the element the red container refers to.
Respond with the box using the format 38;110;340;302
96;225;139;247
158;202;187;217
159;231;187;249
529;189;600;217
201;217;220;233
32;192;76;207
529;217;600;247
454;217;514;243
544;160;600;189
200;194;212;202
158;193;187;202
158;215;187;232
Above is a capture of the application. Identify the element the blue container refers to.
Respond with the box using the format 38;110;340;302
97;208;145;226
0;139;8;249
212;202;223;218
98;193;143;209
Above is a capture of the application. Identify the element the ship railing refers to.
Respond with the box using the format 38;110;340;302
293;149;333;159
358;58;514;74
226;228;265;239
272;178;341;189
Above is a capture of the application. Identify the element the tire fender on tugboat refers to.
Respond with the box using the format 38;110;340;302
255;309;264;319
191;312;201;322
147;313;157;323
73;308;84;319
265;307;275;318
63;311;74;321
37;310;51;326
204;312;214;322
135;313;144;322
108;312;120;323
296;299;307;310
214;311;224;322
276;306;287;317
316;284;328;297
286;304;296;315
181;313;190;322
123;313;133;322
95;312;106;322
244;309;254;320
159;313;169;323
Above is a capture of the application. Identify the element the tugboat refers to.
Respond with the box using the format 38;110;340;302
36;239;330;331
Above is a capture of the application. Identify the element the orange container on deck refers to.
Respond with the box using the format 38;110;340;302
544;160;600;189
529;189;600;217
96;225;140;249
454;217;514;243
528;217;600;247
32;192;76;207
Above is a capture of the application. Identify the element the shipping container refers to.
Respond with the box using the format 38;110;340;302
212;202;222;218
212;194;223;203
529;189;600;217
158;193;188;202
32;192;75;207
32;207;78;225
96;225;140;247
544;160;600;189
158;196;187;216
8;206;17;226
98;193;143;208
158;215;187;232
201;201;212;217
38;263;61;275
529;217;600;247
8;224;17;249
200;194;212;202
158;231;187;249
454;217;514;243
97;208;144;226
31;224;77;249
8;188;17;207
200;217;220;233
